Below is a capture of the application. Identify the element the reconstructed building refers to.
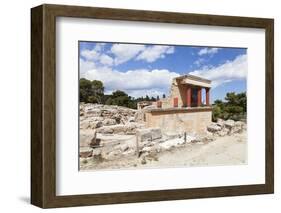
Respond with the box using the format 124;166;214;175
144;74;212;134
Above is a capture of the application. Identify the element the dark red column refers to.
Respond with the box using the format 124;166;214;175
206;88;210;106
173;97;178;107
186;87;191;107
197;88;202;106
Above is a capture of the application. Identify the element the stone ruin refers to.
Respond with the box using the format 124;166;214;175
79;103;246;165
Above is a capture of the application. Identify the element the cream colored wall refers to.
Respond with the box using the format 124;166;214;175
161;98;172;108
170;79;183;107
161;79;185;108
145;110;212;135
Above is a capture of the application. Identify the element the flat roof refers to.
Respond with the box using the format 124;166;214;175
174;74;212;88
174;74;211;84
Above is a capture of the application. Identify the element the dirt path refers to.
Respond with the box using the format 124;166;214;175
80;131;247;171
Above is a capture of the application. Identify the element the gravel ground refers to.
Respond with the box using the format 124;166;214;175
80;131;247;171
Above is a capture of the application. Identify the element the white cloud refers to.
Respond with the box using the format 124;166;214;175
194;58;205;66
80;44;113;67
136;45;175;62
81;43;176;68
125;89;168;98
79;58;96;74
81;67;179;98
99;54;113;66
94;43;106;52
189;54;247;88
110;44;145;65
198;47;220;56
80;49;100;60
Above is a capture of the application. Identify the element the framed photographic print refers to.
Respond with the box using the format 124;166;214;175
31;4;274;208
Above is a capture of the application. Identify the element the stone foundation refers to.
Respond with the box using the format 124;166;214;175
145;107;212;134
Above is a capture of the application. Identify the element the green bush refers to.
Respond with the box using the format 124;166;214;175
212;105;222;122
213;92;246;122
79;78;104;103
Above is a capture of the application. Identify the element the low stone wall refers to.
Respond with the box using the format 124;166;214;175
145;107;212;134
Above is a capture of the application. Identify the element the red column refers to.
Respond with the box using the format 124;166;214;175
197;88;202;106
206;88;210;106
173;97;178;107
186;87;191;107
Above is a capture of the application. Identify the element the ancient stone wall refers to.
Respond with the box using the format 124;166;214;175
161;79;188;108
145;108;212;134
161;97;172;108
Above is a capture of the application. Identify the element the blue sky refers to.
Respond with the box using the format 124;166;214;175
79;41;247;102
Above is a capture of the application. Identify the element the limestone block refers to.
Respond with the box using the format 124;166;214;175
224;119;235;129
207;123;222;132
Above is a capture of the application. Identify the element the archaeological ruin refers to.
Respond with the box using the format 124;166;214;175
144;74;212;134
79;74;248;169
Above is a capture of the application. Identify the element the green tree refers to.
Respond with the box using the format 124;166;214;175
151;96;156;101
212;92;247;121
112;90;127;98
214;99;225;111
105;97;113;105
237;92;247;112
109;90;135;108
212;105;222;122
79;78;104;103
225;92;240;106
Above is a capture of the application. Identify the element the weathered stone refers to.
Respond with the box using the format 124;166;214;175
102;118;117;126
230;121;245;134
224;119;235;129
142;146;153;152
151;128;162;140
79;149;93;158
86;109;101;117
159;138;186;149
91;117;104;122
217;129;229;136
198;134;215;143
90;138;101;148
120;144;130;152
137;129;152;142
207;123;222;132
143;105;157;110
80;131;97;147
97;126;114;134
134;110;145;122
80;104;137;132
112;125;128;134
80;119;102;129
216;118;224;127
104;149;122;159
92;148;102;156
89;121;103;129
207;119;246;136
141;157;147;164
96;123;141;135
136;128;162;142
128;116;135;122
80;121;89;129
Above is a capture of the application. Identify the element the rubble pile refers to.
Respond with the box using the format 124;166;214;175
79;104;247;166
